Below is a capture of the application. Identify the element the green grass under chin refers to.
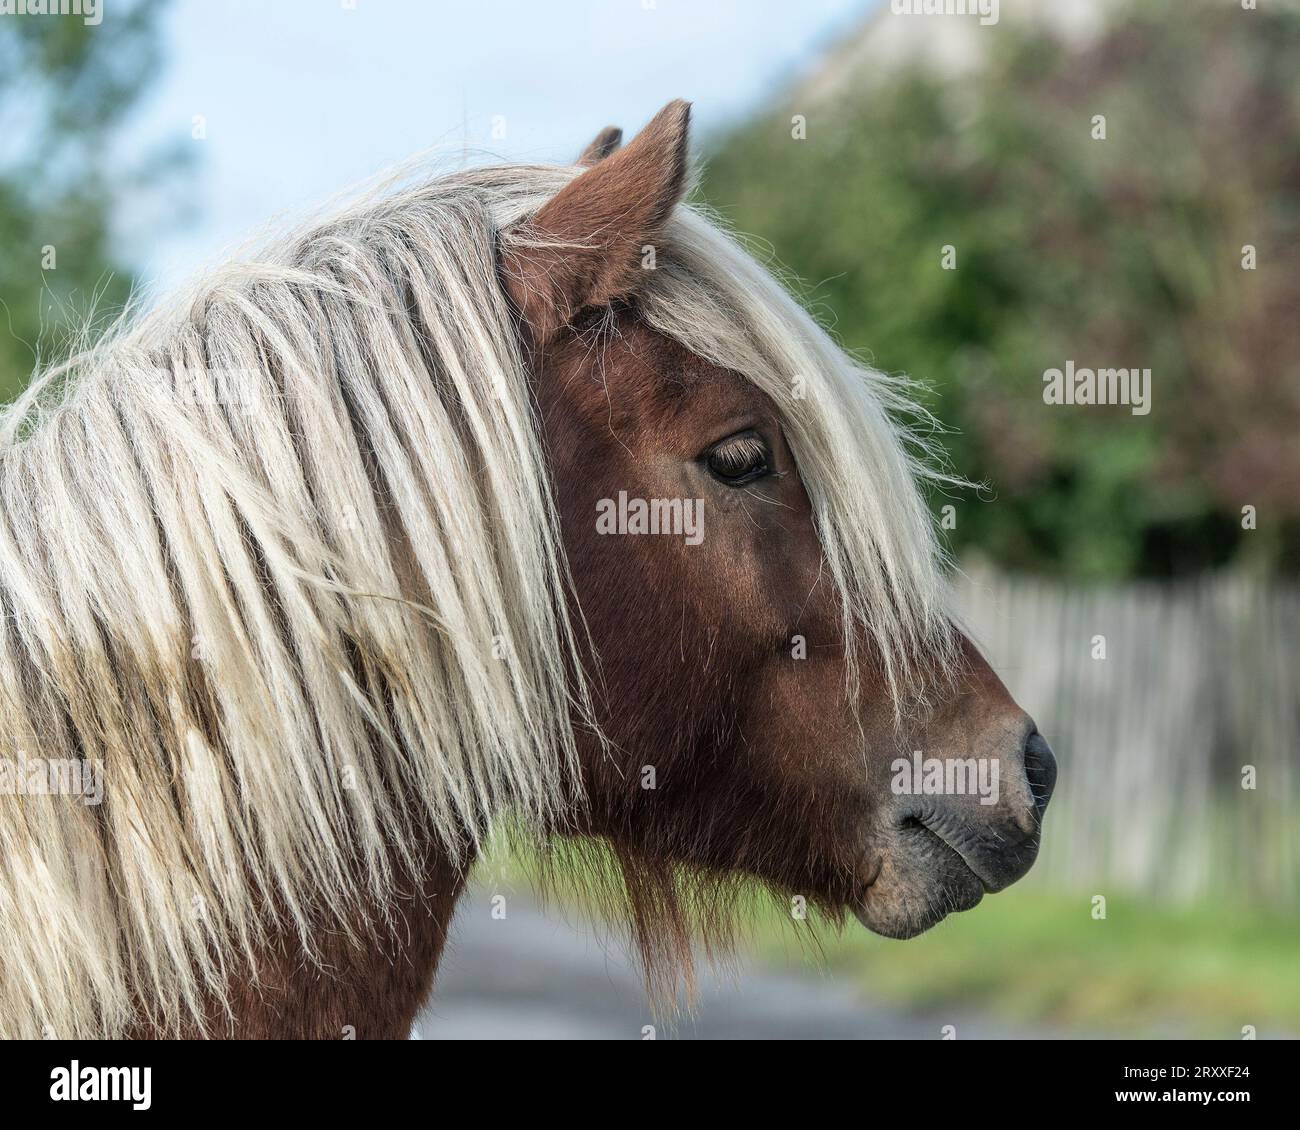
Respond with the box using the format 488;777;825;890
477;835;1300;1038
746;886;1300;1038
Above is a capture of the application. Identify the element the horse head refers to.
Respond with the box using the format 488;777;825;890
501;101;1057;975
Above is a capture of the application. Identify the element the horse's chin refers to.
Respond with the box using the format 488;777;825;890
849;829;988;939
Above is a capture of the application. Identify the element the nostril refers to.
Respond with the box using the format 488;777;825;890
1022;729;1058;819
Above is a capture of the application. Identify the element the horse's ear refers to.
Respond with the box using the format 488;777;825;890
576;125;623;166
502;99;691;344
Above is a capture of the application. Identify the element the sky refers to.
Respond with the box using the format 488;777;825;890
115;0;876;292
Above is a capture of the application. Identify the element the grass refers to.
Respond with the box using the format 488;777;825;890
744;887;1300;1038
480;836;1300;1038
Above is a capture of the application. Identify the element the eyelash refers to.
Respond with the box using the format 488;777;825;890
706;433;771;485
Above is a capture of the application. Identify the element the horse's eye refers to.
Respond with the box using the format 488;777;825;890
705;432;771;485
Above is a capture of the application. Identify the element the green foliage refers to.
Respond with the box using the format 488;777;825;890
702;0;1300;579
0;0;188;400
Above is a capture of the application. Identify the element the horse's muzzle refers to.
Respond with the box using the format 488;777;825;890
915;726;1056;888
854;723;1058;938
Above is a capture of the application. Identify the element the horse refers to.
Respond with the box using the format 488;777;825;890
0;100;1055;1039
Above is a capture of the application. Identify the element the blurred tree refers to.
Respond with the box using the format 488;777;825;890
703;0;1299;579
0;0;189;400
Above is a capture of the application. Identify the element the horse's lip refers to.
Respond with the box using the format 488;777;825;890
911;814;1040;893
854;821;989;909
913;820;994;892
850;856;885;932
858;853;885;893
850;854;887;910
851;826;986;935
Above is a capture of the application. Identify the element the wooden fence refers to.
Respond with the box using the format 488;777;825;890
953;565;1300;909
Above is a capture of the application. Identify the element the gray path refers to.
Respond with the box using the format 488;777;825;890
414;892;1049;1040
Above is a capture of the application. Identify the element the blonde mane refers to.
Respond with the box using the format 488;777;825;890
0;160;953;1038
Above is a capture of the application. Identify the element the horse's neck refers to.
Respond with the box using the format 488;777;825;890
304;842;474;1040
144;842;474;1039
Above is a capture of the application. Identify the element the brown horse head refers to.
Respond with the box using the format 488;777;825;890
0;98;1056;1041
502;101;1057;980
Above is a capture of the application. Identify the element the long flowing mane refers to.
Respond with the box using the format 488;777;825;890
0;161;953;1038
